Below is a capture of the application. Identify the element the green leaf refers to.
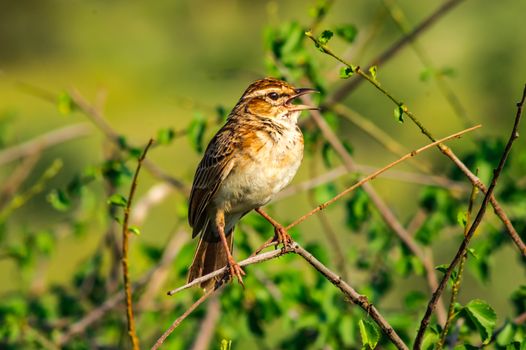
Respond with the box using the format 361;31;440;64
156;128;175;145
188;113;207;153
47;189;71;211
335;24;358;43
340;66;355;79
128;226;141;235
435;264;448;273
394;104;404;123
107;194;127;207
57;92;74;115
318;30;333;45
457;211;468;227
369;65;378;80
464;299;497;344
358;319;380;349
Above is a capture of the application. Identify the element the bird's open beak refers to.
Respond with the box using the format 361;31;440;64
287;88;319;111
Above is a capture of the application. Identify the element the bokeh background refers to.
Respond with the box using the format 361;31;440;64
1;0;525;348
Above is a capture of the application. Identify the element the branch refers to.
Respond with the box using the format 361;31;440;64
324;0;466;106
165;242;409;350
413;84;526;349
301;93;453;323
437;172;479;349
275;163;467;201
307;32;526;256
285;124;481;229
122;139;154;350
151;286;220;350
58;229;188;345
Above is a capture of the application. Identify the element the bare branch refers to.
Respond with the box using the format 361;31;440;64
307;31;526;256
165;241;409;350
414;84;526;349
285;125;481;230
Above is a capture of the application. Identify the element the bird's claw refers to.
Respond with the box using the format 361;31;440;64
227;256;245;287
274;225;292;249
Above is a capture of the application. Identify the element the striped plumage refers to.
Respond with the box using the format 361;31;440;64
187;77;317;289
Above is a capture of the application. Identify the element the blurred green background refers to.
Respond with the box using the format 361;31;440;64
1;0;525;348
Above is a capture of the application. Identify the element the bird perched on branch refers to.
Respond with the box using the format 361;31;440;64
187;77;317;289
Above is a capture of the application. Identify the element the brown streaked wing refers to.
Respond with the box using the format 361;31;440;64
188;124;237;237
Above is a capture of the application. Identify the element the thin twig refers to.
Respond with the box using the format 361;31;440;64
286;125;481;230
381;0;473;130
276;163;467;201
324;0;466;105
151;286;220;350
414;84;526;349
302;96;464;324
307;32;526;256
437;171;479;349
122;139;154;350
58;229;188;345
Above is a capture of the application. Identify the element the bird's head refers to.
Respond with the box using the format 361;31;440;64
234;77;318;122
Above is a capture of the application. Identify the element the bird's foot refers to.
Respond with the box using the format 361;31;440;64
273;225;292;249
227;256;246;287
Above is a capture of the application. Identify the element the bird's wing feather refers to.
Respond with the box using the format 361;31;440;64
188;124;238;237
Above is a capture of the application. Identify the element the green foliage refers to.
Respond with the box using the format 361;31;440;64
1;2;525;350
462;299;497;344
394;104;404;123
318;30;334;45
358;319;380;349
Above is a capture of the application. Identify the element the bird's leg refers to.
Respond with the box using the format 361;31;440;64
255;208;292;249
215;210;245;286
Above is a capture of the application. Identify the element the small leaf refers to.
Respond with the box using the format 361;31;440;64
335;24;358;43
318;30;333;45
464;299;497;344
157;128;175;145
107;194;127;207
369;65;378;80
57;92;74;115
358;319;380;349
47;189;71;211
435;264;448;273
457;211;468;227
128;226;141;235
394;104;404;123
340;66;355;79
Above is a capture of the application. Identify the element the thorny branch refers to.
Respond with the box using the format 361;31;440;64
413;84;526;349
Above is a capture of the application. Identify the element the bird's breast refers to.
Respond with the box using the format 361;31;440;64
215;126;303;214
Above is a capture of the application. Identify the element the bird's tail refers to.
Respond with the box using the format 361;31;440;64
187;224;234;290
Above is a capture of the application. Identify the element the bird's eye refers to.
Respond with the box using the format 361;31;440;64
268;92;279;100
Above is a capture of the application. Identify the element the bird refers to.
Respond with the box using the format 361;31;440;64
187;77;317;289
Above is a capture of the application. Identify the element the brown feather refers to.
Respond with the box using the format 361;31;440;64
187;223;234;290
